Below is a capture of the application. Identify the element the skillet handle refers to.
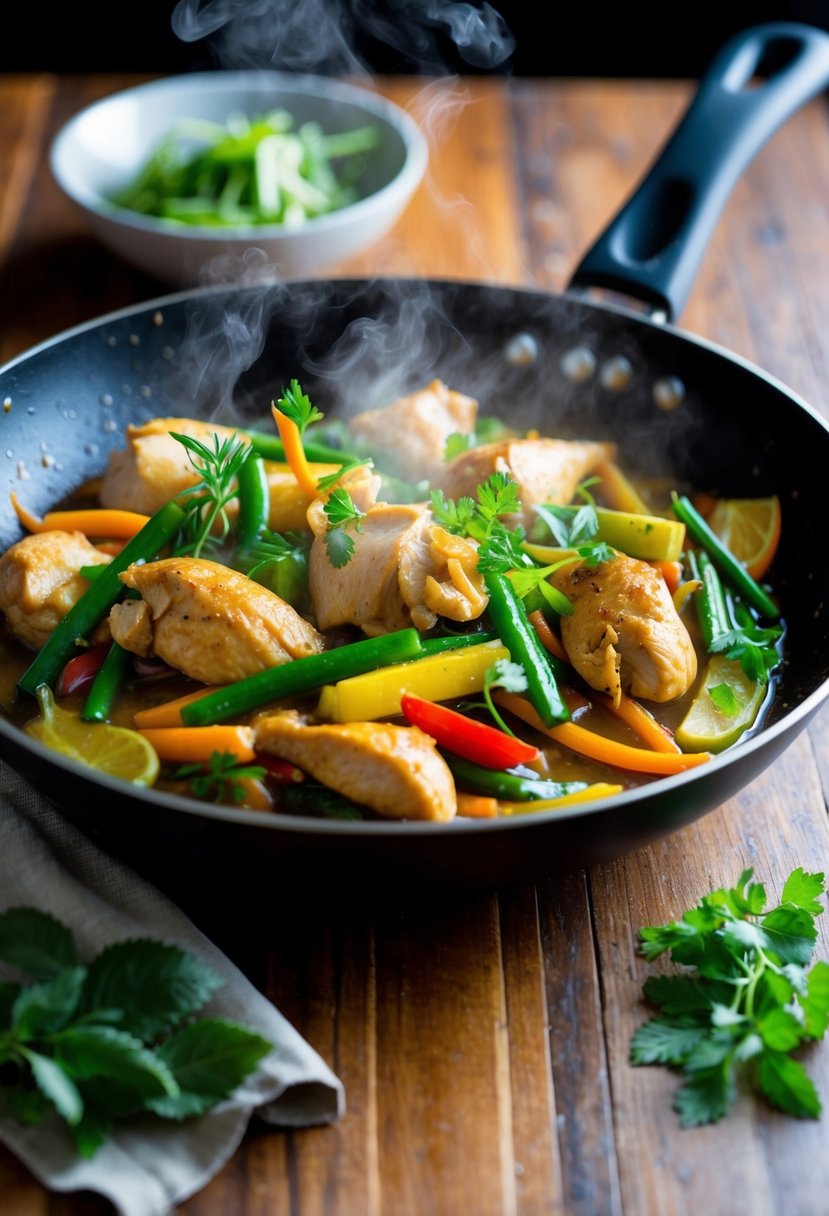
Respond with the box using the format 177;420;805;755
567;22;829;322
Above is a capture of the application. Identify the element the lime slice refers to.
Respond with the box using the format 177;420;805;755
675;656;767;754
25;685;159;787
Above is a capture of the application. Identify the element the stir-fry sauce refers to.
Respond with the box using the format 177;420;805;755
0;379;784;821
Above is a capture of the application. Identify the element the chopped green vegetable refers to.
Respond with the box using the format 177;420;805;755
239;528;310;608
173;751;267;804
110;110;380;229
0;907;272;1158
671;493;779;619
631;867;829;1125
443;753;586;801
236;448;270;553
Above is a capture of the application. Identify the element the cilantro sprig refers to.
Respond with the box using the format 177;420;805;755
631;867;829;1125
322;488;366;568
173;750;267;805
0;907;272;1158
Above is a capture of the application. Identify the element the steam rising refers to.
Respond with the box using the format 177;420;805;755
171;0;515;75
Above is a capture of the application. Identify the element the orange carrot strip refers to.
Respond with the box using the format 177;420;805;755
138;725;256;763
528;609;569;663
650;559;683;596
596;691;682;754
456;792;499;819
493;691;711;774
595;461;649;514
236;777;275;813
271;405;319;497
133;687;219;729
10;494;150;538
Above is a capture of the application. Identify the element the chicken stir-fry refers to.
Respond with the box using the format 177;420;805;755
0;376;784;821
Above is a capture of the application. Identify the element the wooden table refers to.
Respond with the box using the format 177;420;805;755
1;72;829;1216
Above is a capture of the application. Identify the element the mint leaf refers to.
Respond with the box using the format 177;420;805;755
23;1048;84;1125
150;1018;272;1119
72;1106;112;1159
761;906;817;966
642;975;729;1016
55;1026;179;1101
756;1052;821;1118
630;1020;706;1065
673;1065;735;1127
800;960;829;1038
12;966;86;1040
0;908;77;980
0;982;21;1030
756;1007;805;1052
9;1084;51;1126
781;868;826;916
80;939;224;1041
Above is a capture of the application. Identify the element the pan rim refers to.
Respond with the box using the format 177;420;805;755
1;275;828;839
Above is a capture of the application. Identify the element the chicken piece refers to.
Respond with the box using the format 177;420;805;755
0;531;111;650
347;379;479;483
109;557;323;684
255;709;457;821
441;437;616;528
551;552;697;705
98;415;342;531
307;497;486;636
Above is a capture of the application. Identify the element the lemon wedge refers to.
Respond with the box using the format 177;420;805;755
25;685;159;787
675;656;768;754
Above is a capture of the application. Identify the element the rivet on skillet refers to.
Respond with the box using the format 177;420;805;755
561;345;596;382
504;333;538;366
653;376;686;410
599;356;633;391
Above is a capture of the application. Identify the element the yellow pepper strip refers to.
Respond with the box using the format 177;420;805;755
10;493;151;539
264;461;339;531
595;459;651;514
316;639;509;722
133;687;218;729
138;725;256;763
271;405;320;497
498;782;624;814
494;691;712;773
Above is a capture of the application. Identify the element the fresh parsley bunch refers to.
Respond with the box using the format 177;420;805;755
631;867;829;1125
0;908;273;1158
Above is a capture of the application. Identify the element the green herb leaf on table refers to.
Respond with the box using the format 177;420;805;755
0;907;273;1157
631;867;829;1126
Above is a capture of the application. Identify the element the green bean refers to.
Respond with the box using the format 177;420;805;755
418;631;497;656
17;501;185;697
687;549;731;650
482;571;570;727
443;754;586;802
672;494;779;619
180;628;424;726
244;430;360;466
81;642;134;723
236;449;270;551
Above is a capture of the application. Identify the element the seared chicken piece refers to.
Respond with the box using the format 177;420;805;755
0;531;111;650
255;710;457;821
347;379;479;483
551;553;697;705
441;437;616;528
307;498;486;636
99;416;340;531
109;557;323;684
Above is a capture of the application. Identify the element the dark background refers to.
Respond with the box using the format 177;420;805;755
2;1;829;77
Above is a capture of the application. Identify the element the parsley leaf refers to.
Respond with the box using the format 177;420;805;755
173;751;267;805
631;867;829;1126
0;907;273;1158
322;488;366;568
274;378;324;435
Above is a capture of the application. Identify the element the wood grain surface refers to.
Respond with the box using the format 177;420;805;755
0;72;828;1216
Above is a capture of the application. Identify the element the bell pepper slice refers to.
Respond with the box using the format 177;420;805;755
400;692;539;769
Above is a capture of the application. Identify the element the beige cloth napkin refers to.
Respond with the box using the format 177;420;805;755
0;761;345;1216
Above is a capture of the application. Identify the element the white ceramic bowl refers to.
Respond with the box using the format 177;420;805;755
50;71;428;286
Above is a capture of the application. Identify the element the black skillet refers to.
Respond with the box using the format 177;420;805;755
1;22;829;892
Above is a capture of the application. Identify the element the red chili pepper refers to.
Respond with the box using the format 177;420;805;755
55;643;111;698
400;692;540;769
255;754;306;783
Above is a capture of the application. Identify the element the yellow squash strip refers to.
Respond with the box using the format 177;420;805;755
526;508;685;564
595;460;651;514
138;725;256;763
498;783;624;814
493;692;712;773
271;405;321;497
264;461;340;531
316;640;509;723
133;687;218;729
10;494;151;539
